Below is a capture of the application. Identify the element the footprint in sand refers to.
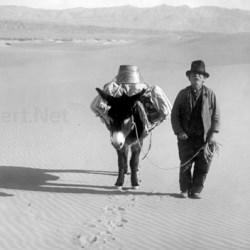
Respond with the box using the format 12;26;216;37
75;234;100;249
76;195;137;249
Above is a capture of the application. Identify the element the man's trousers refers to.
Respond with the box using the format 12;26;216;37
178;136;212;193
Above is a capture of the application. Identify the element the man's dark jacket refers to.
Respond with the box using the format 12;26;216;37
171;85;220;141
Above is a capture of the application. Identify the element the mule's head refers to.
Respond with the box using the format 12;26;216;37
96;87;146;150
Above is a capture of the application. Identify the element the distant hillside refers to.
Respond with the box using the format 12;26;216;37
0;20;167;40
0;5;250;39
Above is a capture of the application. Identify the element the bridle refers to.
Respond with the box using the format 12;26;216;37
130;115;136;131
109;113;135;139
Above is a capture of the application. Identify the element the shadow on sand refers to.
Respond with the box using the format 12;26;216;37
0;166;179;197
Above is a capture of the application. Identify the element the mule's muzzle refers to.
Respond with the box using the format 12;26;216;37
111;141;124;150
110;132;125;150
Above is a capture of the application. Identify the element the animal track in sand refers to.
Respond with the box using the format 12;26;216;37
75;195;136;249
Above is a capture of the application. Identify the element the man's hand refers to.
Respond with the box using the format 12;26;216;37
207;132;218;143
178;131;189;140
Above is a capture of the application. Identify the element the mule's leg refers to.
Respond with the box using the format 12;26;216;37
130;142;142;187
115;147;128;187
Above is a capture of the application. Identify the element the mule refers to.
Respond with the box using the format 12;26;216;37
96;87;147;189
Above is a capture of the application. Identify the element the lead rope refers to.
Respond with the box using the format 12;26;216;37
133;121;220;171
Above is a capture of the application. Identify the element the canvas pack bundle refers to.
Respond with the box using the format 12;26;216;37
90;80;172;130
141;86;172;124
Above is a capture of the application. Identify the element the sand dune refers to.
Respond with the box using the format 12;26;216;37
0;32;249;250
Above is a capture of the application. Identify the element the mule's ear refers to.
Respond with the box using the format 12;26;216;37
96;88;115;105
96;88;105;98
129;89;147;106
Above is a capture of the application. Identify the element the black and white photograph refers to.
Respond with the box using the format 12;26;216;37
0;0;249;249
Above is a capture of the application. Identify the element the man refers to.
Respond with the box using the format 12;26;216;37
171;60;220;199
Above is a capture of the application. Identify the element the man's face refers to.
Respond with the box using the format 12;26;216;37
188;72;206;90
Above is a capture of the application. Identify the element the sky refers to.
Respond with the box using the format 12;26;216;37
0;0;249;10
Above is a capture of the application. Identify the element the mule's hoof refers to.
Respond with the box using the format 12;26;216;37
115;179;124;187
132;186;139;190
116;186;123;191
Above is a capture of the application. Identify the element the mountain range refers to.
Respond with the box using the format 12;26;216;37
0;5;250;39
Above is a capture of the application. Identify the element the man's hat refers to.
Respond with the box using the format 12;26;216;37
116;65;144;84
186;60;209;78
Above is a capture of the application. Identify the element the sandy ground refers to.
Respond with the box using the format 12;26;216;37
0;33;250;250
